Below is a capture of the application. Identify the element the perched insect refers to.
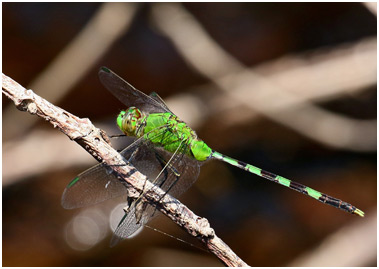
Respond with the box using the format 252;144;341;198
62;67;364;246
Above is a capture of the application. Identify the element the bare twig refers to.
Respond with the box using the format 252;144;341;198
2;73;249;267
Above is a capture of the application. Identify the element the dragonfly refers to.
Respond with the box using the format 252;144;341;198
62;67;364;246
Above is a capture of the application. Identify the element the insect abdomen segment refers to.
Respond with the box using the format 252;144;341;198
211;151;364;217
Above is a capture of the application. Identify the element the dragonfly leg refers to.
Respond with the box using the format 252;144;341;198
133;140;187;221
148;143;188;218
135;200;148;224
109;134;127;138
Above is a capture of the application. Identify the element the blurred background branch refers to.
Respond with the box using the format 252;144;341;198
5;4;376;185
151;3;376;151
289;209;377;266
3;2;138;140
363;2;377;16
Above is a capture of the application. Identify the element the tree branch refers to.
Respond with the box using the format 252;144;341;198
2;73;249;267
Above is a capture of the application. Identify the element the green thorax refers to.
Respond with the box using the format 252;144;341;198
117;107;212;161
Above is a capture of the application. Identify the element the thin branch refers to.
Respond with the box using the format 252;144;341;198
2;73;249;267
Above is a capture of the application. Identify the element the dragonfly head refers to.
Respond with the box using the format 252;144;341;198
117;107;144;136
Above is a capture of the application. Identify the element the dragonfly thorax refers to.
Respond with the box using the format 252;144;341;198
118;107;213;162
117;107;146;137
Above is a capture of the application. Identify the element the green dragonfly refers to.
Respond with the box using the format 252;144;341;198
62;67;364;246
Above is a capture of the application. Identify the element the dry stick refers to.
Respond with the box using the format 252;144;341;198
2;73;249;267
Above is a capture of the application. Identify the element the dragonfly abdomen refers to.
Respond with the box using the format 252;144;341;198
211;151;364;217
190;140;213;161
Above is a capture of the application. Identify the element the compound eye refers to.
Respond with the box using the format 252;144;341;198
117;107;143;136
125;113;136;134
134;109;142;119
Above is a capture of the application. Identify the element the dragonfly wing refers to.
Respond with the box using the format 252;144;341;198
120;137;200;198
98;67;170;114
62;129;166;210
153;146;201;198
110;202;157;247
62;133;160;210
110;138;201;245
149;92;173;113
61;163;128;209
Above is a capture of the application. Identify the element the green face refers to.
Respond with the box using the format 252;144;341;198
117;107;143;136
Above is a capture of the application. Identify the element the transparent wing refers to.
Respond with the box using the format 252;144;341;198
62;119;201;244
152;145;201;198
98;67;170;114
149;92;173;113
111;139;201;245
110;140;170;244
110;201;155;247
61;124;170;210
61;132;159;209
61;163;128;209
